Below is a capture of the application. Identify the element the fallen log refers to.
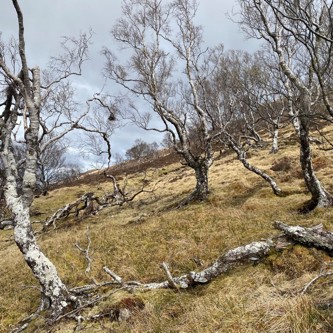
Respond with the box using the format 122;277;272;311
14;220;333;332
43;172;158;230
102;222;333;292
274;221;333;255
102;240;275;291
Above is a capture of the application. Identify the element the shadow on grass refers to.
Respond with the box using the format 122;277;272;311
227;184;265;207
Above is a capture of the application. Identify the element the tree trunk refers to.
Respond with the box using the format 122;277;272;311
178;162;209;207
227;137;282;196
0;77;73;320
193;163;209;201
13;204;73;317
298;115;333;212
270;123;279;154
3;153;73;317
285;80;301;137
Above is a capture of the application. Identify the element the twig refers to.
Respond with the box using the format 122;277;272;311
10;298;46;333
75;227;92;275
161;262;179;291
103;266;123;285
70;281;118;295
301;271;333;295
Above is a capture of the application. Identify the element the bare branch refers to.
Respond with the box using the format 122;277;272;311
75;227;93;275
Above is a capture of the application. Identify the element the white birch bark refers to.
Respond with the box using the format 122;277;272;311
270;124;279;154
224;135;282;196
0;0;73;318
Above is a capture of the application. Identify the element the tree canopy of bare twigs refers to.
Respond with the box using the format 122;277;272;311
103;0;222;205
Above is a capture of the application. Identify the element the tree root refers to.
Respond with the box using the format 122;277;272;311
176;189;208;209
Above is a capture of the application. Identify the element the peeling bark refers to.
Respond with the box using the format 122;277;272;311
274;221;333;254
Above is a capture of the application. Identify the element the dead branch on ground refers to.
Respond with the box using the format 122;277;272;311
75;227;93;275
274;221;333;254
43;171;158;230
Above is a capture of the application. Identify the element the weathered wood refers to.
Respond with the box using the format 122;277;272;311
222;134;282;196
102;240;274;292
99;222;333;293
274;221;333;254
44;221;333;327
1;0;75;321
0;219;14;230
44;173;157;229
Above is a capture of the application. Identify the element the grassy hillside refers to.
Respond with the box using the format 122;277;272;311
1;127;333;332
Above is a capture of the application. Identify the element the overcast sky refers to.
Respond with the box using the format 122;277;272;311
0;0;260;169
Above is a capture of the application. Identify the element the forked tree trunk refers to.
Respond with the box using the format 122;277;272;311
298;117;333;212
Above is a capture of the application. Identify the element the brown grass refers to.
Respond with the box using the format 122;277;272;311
1;125;333;332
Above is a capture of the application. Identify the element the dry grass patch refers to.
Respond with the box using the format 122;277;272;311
2;133;333;331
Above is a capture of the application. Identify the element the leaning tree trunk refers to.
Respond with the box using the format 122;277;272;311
13;202;74;317
272;34;332;211
0;0;79;323
298;116;333;212
2;126;74;319
226;136;282;196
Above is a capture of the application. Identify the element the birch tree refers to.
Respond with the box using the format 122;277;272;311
0;0;112;319
202;47;282;195
103;0;219;204
238;0;333;212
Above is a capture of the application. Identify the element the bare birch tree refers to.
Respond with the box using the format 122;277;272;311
103;0;220;204
0;0;76;317
0;0;113;319
238;0;333;211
